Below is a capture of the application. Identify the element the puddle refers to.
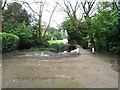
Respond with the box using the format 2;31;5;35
15;52;80;59
17;53;50;58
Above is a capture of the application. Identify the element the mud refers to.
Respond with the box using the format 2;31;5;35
2;47;118;88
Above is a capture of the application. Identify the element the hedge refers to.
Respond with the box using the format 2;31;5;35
0;32;19;53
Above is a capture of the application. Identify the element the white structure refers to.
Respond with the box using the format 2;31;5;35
70;48;80;54
92;48;95;54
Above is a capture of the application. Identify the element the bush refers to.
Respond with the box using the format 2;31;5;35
110;46;120;54
53;31;63;40
14;22;34;49
47;41;64;46
90;9;120;54
44;32;62;41
0;32;19;53
47;41;64;53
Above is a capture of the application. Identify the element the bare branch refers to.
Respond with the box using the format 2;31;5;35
2;0;7;10
56;1;68;14
81;0;95;18
88;1;95;13
114;2;119;11
81;1;87;15
68;2;74;13
74;1;80;12
41;0;47;16
63;0;71;14
57;1;72;18
22;1;39;16
43;2;58;37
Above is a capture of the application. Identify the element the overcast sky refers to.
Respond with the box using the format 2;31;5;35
4;0;70;28
3;0;115;28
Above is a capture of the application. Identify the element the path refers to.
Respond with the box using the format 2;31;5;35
2;47;118;88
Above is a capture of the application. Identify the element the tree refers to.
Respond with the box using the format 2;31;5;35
1;0;7;31
114;1;120;11
79;0;96;51
58;0;84;46
2;2;31;32
90;2;120;54
19;0;58;44
14;22;34;49
2;0;7;10
81;0;95;19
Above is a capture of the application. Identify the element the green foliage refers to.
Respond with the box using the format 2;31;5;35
47;40;64;46
47;41;64;53
78;2;120;54
45;34;56;41
90;8;120;54
1;32;19;53
14;22;34;49
31;25;42;46
60;19;84;46
2;2;31;32
45;31;63;41
53;31;63;40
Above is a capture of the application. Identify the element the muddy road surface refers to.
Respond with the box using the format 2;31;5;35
2;47;118;88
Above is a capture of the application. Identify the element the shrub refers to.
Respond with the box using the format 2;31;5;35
44;31;63;41
14;22;34;49
110;46;120;54
0;32;19;53
53;31;63;40
47;40;64;53
47;41;64;46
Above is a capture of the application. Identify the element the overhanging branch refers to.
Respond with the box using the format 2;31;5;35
2;0;7;10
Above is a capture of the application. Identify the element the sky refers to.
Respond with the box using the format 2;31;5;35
2;0;116;28
3;0;69;28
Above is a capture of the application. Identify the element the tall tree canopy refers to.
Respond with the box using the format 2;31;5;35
89;1;120;54
2;2;31;32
